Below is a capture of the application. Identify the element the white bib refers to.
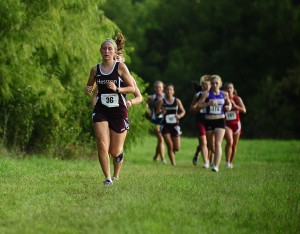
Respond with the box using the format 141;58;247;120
209;106;222;114
225;111;237;120
165;114;177;124
101;93;119;107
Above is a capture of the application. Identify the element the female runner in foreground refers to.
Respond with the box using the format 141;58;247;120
85;36;135;185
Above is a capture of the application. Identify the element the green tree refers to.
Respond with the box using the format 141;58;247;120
0;0;150;155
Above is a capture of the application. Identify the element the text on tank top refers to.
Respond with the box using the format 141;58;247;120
163;97;178;124
94;62;126;108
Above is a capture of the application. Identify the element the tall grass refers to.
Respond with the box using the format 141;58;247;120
0;137;299;234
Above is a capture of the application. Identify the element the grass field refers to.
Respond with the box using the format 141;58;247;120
0;137;299;234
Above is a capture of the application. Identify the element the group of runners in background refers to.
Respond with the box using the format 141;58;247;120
85;33;246;185
146;81;186;166
147;75;246;172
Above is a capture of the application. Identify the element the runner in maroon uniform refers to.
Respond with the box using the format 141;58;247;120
224;82;246;169
190;75;211;168
85;37;135;186
91;34;142;183
92;33;142;109
156;84;185;166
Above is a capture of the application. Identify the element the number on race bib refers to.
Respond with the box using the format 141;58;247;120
165;114;177;124
225;111;237;120
106;96;114;104
209;106;222;114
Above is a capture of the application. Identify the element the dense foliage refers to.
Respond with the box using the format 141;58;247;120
0;0;150;156
1;0;300;157
103;0;300;139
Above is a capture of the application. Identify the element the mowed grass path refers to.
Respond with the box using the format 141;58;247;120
0;137;299;234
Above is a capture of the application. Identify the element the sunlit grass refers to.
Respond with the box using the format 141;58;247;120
0;137;299;234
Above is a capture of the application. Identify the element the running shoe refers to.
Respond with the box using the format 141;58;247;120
103;178;113;186
112;176;119;181
212;166;219;172
202;162;210;169
193;155;199;165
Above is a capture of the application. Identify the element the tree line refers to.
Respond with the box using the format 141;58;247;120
1;0;300;156
103;0;300;139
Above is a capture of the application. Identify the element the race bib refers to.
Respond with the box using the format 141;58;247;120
209;106;222;114
101;93;119;107
225;111;237;120
165;114;177;124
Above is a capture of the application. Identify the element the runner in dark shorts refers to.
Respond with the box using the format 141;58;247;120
85;35;135;186
156;84;185;166
196;75;232;172
189;75;211;168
